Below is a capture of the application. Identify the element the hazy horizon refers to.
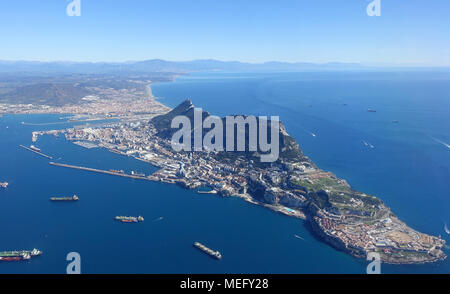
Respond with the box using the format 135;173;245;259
1;1;449;66
1;58;450;69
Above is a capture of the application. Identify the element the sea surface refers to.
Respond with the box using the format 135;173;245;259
1;71;449;273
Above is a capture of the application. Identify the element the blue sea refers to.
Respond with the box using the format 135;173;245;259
1;71;449;274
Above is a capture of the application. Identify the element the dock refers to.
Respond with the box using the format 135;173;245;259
49;162;158;182
19;145;53;159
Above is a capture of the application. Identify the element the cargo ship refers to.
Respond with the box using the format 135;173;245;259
131;171;146;177
0;249;42;262
193;242;222;260
0;182;8;189
50;195;79;201
29;145;41;152
115;215;144;223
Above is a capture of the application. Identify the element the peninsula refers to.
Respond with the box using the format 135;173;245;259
44;97;446;265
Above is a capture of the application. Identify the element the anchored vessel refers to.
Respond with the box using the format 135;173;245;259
0;249;42;261
50;195;79;201
0;182;8;188
29;145;41;152
193;242;222;260
115;215;144;223
131;171;146;177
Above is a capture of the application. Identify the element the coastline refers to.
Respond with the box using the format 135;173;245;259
144;82;447;265
4;78;447;267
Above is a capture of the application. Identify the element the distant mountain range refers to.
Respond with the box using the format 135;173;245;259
0;59;365;74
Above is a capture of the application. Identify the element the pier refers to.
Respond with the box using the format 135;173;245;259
49;162;158;182
19;145;53;159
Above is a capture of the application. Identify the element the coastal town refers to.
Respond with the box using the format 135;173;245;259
25;91;446;265
0;82;170;119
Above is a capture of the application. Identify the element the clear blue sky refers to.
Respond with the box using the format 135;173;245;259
0;0;449;65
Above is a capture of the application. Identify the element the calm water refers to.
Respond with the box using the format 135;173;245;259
1;71;449;273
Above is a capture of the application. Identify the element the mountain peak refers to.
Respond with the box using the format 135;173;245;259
180;98;193;107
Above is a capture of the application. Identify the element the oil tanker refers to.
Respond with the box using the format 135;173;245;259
0;249;42;262
193;242;222;260
115;215;144;223
50;195;79;201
